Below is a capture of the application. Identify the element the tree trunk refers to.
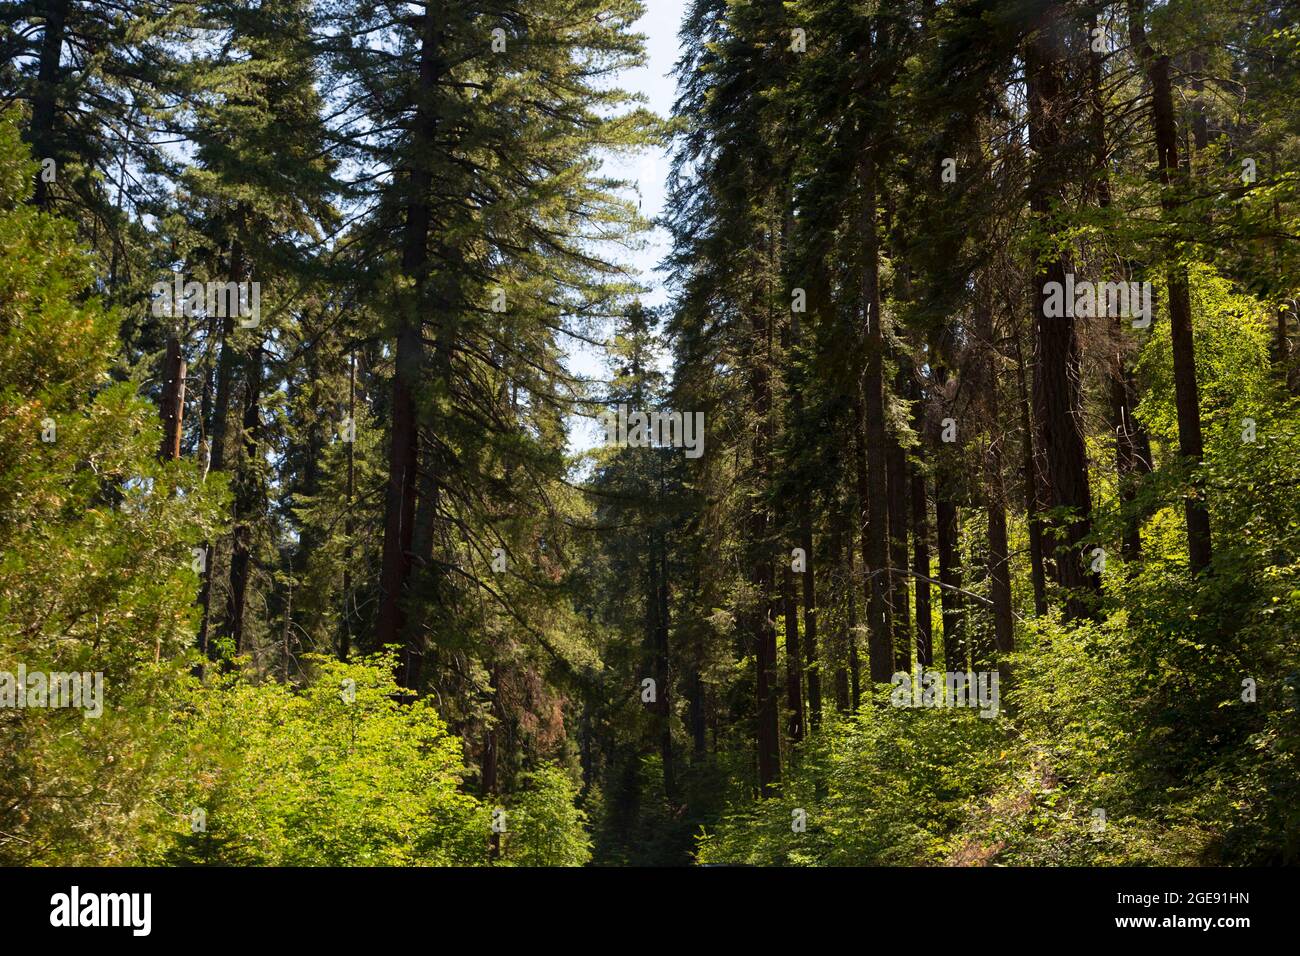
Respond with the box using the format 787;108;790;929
1270;148;1295;389
29;0;69;209
158;337;186;462
887;364;912;672
197;240;244;660
1026;4;1099;615
833;524;851;713
1013;333;1049;615
1090;18;1152;562
750;516;780;796
653;542;675;800
1129;0;1213;573
935;494;965;671
932;346;967;669
858;141;894;686
378;10;441;686
785;305;810;739
800;508;822;731
483;663;501;860
846;525;861;711
1111;327;1153;560
984;448;1013;678
225;343;262;657
974;296;1013;678
782;564;804;742
341;350;355;660
907;371;933;666
746;277;780;793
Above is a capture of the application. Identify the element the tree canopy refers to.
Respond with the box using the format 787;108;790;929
1;0;1297;868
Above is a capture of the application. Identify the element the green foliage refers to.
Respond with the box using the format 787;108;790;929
158;654;490;866
5;0;1300;872
498;763;592;867
0;112;223;864
698;536;1299;867
0;113;597;867
698;702;1006;866
1137;267;1275;448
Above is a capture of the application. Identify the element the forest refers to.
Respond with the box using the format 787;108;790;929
0;0;1297;869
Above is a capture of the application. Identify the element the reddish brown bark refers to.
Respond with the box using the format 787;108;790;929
1129;0;1213;573
158;337;186;463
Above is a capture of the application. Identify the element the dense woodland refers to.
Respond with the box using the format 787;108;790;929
1;0;1298;867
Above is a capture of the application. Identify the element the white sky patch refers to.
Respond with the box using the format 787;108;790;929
564;0;686;459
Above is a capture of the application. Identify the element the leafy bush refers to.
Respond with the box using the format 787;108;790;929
499;763;592;867
156;654;489;865
697;700;1006;866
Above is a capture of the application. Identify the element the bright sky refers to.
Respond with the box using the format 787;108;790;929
615;0;688;314
565;0;687;456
